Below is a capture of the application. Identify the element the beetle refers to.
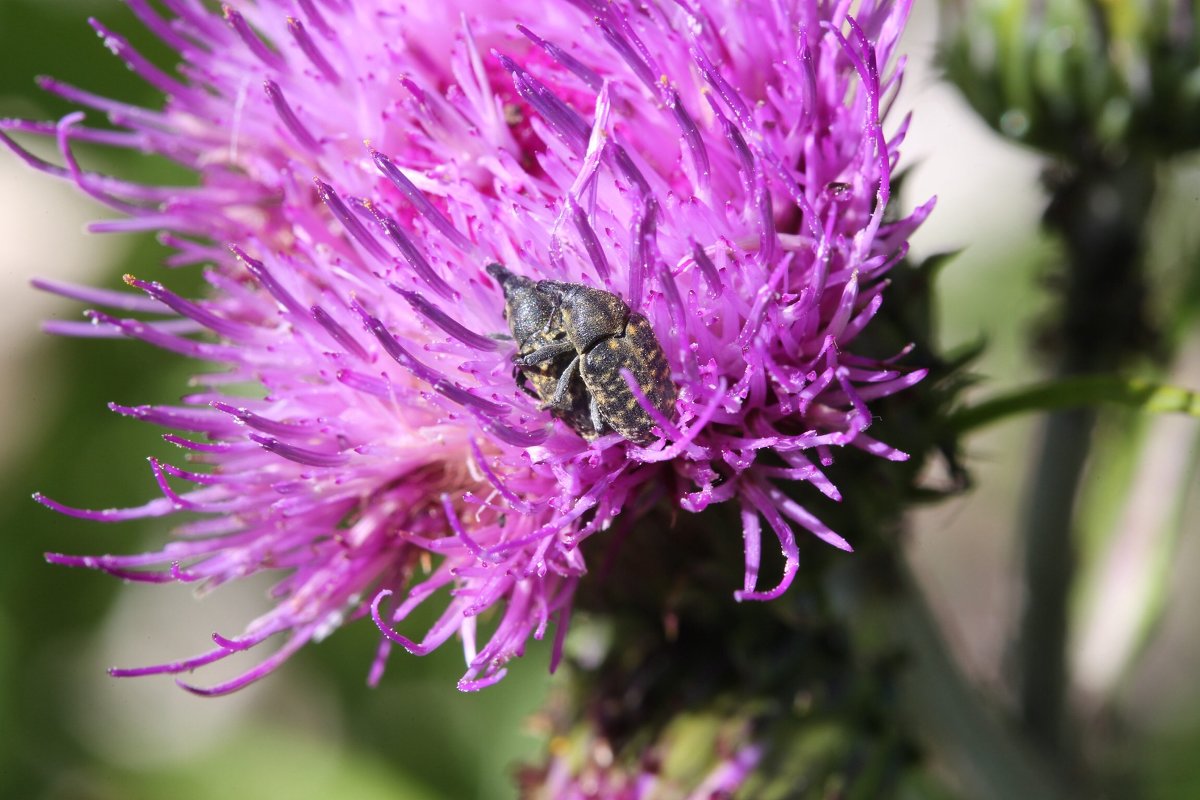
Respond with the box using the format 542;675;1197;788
488;264;677;445
487;264;599;439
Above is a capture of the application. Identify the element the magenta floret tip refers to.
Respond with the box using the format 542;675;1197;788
27;0;927;692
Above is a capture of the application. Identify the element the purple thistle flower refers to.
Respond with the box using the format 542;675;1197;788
5;0;930;694
525;735;762;798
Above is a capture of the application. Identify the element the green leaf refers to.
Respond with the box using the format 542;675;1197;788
949;375;1200;433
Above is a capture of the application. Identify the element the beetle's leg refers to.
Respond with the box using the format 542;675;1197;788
545;354;581;410
531;282;566;333
520;338;576;366
511;365;539;399
589;395;606;434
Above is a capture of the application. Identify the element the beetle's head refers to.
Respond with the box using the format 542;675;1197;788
488;264;555;343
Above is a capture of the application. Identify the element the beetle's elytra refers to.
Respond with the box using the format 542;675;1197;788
487;264;677;444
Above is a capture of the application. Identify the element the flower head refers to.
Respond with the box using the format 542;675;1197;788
5;0;929;693
521;732;761;799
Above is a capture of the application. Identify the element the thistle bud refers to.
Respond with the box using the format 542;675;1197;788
942;0;1200;161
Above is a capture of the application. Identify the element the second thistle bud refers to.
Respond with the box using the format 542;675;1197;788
941;0;1200;161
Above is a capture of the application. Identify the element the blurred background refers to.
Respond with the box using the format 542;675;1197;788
1;2;1198;798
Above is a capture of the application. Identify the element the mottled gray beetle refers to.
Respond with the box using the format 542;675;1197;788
487;263;677;444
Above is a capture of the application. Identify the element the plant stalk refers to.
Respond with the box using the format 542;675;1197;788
1015;158;1157;758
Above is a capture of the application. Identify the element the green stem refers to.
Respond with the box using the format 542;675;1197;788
948;375;1200;433
1014;159;1156;758
1015;405;1094;756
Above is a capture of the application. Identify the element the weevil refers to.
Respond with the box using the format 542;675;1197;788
488;264;677;445
487;264;599;439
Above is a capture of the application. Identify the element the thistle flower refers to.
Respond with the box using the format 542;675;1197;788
5;0;929;694
520;733;761;799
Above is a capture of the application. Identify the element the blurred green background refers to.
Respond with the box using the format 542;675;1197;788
1;2;1199;798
